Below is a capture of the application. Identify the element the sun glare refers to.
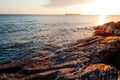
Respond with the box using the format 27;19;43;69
71;0;120;15
97;15;106;25
93;0;119;15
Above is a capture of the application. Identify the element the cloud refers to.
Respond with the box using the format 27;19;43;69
45;0;93;7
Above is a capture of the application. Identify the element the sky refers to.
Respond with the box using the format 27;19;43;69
0;0;120;15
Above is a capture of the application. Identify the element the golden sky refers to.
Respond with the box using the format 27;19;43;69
0;0;120;15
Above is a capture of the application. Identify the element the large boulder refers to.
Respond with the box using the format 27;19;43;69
94;21;120;36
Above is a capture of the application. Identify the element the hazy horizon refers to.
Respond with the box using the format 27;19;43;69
0;0;120;15
1;13;120;16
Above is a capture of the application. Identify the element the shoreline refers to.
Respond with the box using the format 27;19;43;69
0;22;120;80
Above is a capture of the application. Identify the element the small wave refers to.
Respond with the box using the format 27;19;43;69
0;41;62;65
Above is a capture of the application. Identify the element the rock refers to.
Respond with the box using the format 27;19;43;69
0;22;120;80
80;64;118;80
94;21;120;36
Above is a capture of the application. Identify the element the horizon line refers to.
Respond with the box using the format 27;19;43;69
0;14;120;16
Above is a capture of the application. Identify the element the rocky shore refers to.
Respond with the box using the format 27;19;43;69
0;22;120;80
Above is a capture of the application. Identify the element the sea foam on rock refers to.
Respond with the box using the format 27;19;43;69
0;22;120;80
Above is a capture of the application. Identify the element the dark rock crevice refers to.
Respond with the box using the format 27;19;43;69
103;51;120;70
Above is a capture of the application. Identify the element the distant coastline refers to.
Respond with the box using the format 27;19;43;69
65;14;80;16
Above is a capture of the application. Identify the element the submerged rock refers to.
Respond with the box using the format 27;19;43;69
0;22;120;80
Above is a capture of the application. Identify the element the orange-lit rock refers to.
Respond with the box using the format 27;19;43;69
94;21;120;36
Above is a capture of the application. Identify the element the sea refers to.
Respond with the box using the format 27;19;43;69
0;14;120;65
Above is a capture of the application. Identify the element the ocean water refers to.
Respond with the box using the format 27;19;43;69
0;14;120;65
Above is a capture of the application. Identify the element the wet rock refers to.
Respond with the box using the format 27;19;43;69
94;21;120;36
80;64;118;80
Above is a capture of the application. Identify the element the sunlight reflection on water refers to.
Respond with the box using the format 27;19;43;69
97;15;106;25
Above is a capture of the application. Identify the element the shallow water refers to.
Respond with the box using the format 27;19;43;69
0;15;120;64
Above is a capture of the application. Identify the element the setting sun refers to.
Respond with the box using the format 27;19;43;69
91;0;119;15
97;15;106;25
